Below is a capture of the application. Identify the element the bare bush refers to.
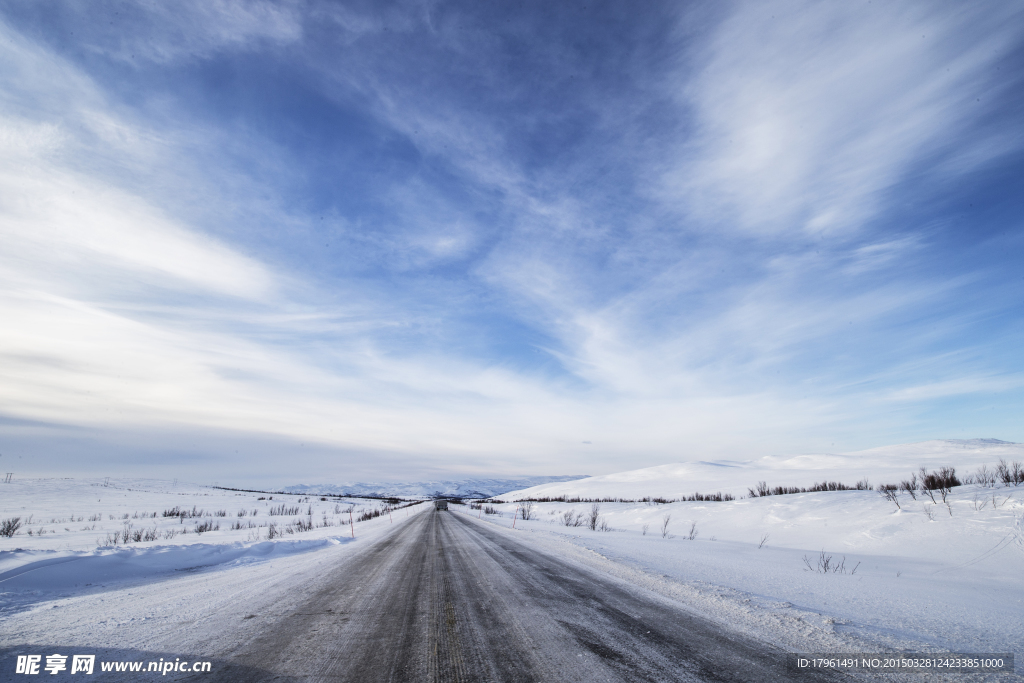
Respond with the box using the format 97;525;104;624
163;506;208;519
749;479;871;498
996;459;1024;485
269;504;300;516
266;523;280;539
588;504;601;531
758;533;769;549
879;484;901;510
661;513;672;539
642;523;649;536
899;474;918;499
357;507;391;522
920;466;960;502
520;501;535;521
598;518;612;532
561;509;584;527
922;504;935;521
0;517;22;537
686;521;698;540
968;465;996;487
992;493;1013;509
802;550;859;574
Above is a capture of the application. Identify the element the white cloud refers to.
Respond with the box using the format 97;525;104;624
663;0;1022;236
0;3;1020;481
0;153;275;300
884;374;1024;402
83;0;302;64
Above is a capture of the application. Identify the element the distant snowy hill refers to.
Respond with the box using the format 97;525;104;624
503;439;1023;500
282;475;588;499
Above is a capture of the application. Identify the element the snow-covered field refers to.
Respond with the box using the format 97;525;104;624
1;490;433;680
1;439;1022;677
503;439;1024;501
468;439;1024;660
0;478;412;552
0;478;422;613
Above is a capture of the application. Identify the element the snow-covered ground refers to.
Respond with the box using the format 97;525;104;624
0;477;412;553
0;478;423;615
1;493;434;680
464;485;1023;653
503;439;1023;501
468;439;1024;660
2;439;1022;677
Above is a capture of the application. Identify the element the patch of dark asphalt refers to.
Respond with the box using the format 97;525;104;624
203;511;845;683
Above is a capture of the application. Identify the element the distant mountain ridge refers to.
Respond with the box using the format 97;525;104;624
282;475;588;499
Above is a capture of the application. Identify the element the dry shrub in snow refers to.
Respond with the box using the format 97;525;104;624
996;459;1024;485
803;550;859;574
561;509;584;527
879;484;901;510
1;517;22;537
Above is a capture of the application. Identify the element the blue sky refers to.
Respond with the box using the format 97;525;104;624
0;0;1022;485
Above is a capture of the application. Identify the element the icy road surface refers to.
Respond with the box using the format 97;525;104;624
207;510;835;682
0;507;844;682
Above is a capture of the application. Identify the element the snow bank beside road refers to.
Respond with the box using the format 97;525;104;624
0;536;351;595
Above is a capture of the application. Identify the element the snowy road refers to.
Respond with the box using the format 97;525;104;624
204;509;837;682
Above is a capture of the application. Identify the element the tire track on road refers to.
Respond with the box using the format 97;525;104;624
208;509;843;682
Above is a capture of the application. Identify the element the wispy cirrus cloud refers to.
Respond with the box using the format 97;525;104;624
0;1;1022;484
664;1;1023;236
7;0;303;65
